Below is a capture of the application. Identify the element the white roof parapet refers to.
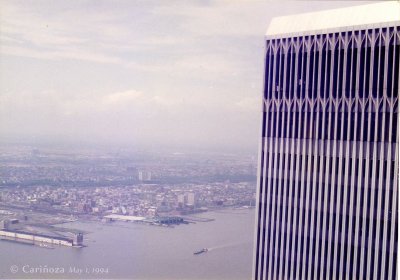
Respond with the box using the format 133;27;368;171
266;1;400;39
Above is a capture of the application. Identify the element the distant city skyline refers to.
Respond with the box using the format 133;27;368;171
0;1;372;153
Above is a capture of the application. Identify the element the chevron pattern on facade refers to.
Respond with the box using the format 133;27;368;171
254;25;399;280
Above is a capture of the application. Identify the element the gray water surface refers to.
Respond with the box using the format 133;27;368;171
0;209;255;280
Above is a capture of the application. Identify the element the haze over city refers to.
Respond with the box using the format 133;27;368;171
0;0;368;153
1;1;397;280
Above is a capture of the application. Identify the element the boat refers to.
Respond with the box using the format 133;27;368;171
193;248;208;255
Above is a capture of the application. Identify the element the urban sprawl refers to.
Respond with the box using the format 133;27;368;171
0;145;256;247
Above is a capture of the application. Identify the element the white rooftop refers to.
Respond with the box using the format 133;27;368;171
266;1;400;38
104;214;146;221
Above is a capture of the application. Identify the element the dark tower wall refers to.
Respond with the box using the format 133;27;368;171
254;26;399;280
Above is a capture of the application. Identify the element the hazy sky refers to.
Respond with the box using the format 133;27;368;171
0;0;372;153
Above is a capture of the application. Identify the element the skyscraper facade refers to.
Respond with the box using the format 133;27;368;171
253;3;399;280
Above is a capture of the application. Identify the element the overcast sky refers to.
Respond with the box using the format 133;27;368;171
0;0;372;153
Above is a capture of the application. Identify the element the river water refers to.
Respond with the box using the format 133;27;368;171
0;209;255;280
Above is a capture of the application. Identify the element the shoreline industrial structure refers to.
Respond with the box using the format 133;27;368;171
253;2;399;280
0;219;83;248
103;214;187;226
